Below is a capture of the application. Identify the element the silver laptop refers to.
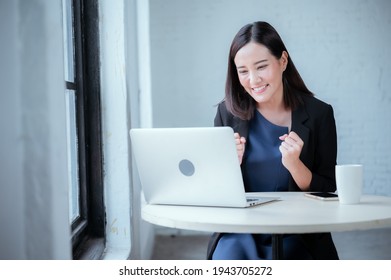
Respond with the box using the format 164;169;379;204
129;127;279;208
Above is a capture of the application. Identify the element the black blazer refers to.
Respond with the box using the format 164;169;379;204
206;94;339;260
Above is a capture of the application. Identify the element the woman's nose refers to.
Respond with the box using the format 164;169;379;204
249;71;260;84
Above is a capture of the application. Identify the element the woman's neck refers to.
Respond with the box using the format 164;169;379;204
256;98;291;129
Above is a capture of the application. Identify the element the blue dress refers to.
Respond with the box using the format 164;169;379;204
212;110;312;260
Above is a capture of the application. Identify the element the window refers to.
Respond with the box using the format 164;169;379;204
63;0;80;226
62;0;105;259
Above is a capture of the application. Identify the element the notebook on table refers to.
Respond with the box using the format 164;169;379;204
129;126;279;208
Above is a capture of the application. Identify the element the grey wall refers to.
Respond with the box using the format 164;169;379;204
149;0;391;196
0;0;71;259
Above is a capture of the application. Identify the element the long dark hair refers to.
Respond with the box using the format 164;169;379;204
225;21;313;120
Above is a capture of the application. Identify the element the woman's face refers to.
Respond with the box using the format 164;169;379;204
234;41;287;107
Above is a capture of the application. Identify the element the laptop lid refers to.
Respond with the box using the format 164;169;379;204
129;127;278;208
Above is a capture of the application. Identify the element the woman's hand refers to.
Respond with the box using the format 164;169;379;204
279;131;303;169
234;132;246;164
279;131;312;190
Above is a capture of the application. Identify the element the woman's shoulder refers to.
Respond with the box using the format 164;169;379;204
300;94;334;114
214;100;248;130
216;100;234;118
216;100;227;111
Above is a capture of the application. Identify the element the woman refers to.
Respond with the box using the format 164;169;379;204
207;21;339;260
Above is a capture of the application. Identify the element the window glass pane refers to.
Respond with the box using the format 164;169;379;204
65;89;80;222
62;0;75;82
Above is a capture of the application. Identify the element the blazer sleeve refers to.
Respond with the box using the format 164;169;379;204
308;104;337;192
214;103;224;127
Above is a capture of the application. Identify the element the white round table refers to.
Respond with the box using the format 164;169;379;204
142;192;391;259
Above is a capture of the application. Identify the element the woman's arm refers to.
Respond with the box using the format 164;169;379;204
279;131;312;190
308;104;337;192
283;103;337;192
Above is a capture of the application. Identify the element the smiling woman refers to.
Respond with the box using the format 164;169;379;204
234;43;287;109
224;22;313;122
209;21;339;260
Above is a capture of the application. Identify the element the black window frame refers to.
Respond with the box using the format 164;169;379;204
65;0;105;260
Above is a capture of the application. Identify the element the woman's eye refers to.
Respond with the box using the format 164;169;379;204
238;70;248;75
257;65;267;70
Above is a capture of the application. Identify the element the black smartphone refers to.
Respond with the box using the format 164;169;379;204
304;192;339;201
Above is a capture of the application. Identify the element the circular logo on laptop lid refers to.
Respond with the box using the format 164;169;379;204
178;159;195;176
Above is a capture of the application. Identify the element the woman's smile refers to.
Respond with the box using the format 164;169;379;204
252;84;269;95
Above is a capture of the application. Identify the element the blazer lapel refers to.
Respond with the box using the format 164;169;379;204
291;104;310;162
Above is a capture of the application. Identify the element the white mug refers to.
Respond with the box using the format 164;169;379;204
335;164;363;204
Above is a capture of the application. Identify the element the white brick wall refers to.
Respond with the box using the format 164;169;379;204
149;0;391;196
